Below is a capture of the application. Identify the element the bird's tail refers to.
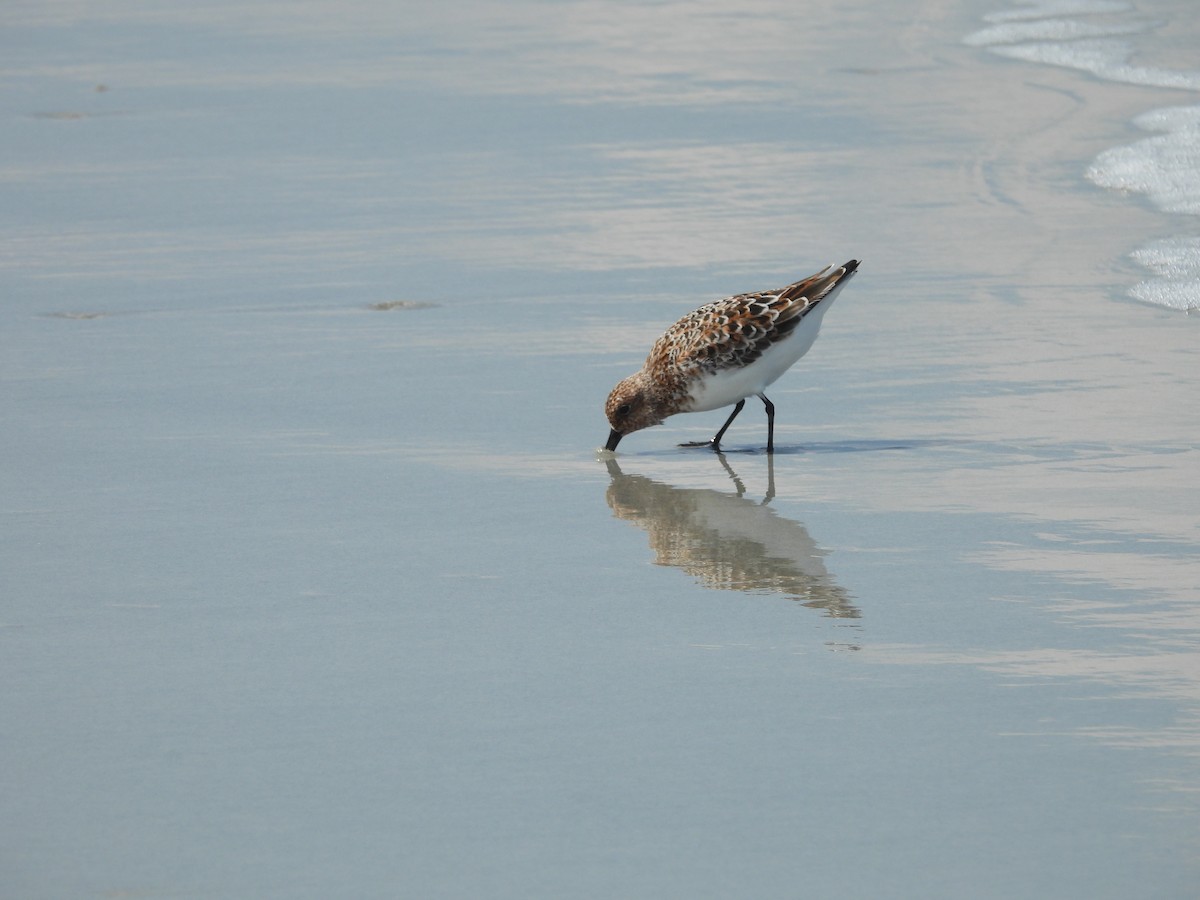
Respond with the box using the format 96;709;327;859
778;259;860;308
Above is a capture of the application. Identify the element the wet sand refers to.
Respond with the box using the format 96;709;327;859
2;0;1199;897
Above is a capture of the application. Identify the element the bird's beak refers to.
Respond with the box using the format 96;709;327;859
604;429;623;452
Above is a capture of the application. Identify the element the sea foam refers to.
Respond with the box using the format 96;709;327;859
966;1;1200;310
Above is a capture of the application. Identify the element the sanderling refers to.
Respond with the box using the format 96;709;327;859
604;260;859;453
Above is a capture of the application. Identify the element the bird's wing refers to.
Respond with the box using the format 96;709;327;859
646;261;859;375
648;291;795;375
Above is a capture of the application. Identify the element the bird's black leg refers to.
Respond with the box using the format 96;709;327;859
710;399;746;450
758;393;775;454
679;399;745;451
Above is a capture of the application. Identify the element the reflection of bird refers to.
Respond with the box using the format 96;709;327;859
604;260;859;453
603;456;859;620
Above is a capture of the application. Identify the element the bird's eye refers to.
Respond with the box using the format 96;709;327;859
616;403;632;417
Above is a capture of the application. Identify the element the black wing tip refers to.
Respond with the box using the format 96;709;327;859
841;259;861;275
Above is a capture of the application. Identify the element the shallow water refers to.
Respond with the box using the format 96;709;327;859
966;0;1200;309
3;1;1199;897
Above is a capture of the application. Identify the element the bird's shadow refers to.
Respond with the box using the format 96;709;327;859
634;438;960;457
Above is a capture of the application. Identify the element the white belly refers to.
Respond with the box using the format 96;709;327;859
684;296;837;413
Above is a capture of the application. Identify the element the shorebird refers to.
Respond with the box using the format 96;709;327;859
604;260;859;453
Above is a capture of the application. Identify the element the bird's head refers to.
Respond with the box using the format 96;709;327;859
604;373;665;451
